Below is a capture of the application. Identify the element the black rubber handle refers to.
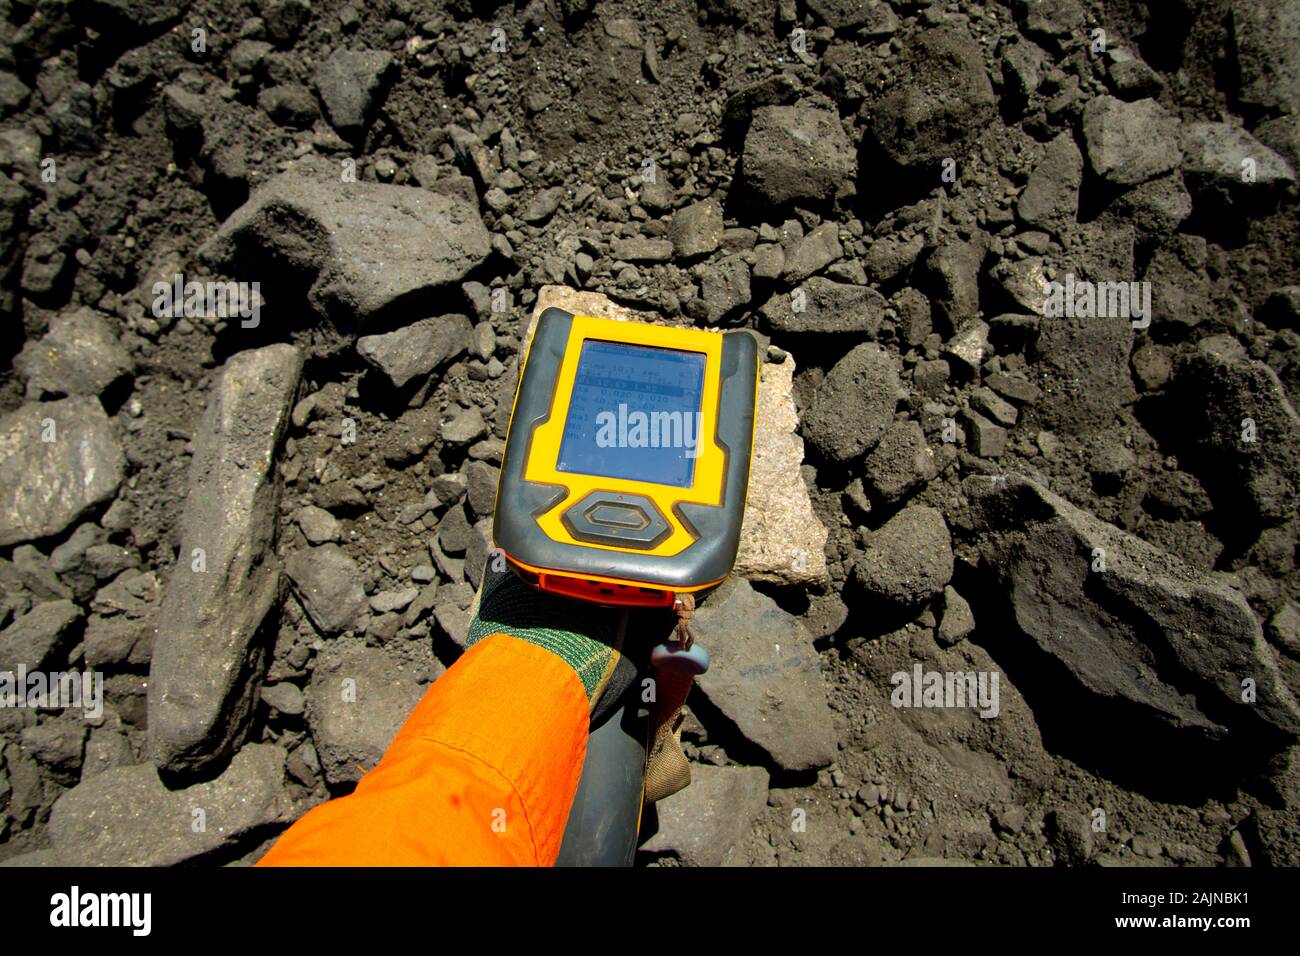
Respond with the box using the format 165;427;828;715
554;698;648;867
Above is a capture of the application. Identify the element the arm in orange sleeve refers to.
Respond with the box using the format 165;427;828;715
256;633;590;866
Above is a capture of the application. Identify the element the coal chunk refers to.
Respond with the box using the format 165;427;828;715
759;276;886;336
1081;96;1182;186
739;105;855;207
285;545;368;636
803;343;899;462
854;505;953;606
356;314;472;388
693;579;837;771
0;397;125;547
147;345;303;776
14;307;134;400
306;643;430;785
861;25;995;170
312;49;396;139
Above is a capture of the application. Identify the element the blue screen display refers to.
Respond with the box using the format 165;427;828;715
556;339;707;488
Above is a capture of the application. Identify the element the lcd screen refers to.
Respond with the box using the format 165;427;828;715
556;339;707;488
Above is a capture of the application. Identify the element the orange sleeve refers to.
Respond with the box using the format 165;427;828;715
256;633;590;866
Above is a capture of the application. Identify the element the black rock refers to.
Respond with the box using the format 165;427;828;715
760;276;886;336
803;342;900;463
312;49;396;139
861;25;995;170
257;83;319;130
739;105;855;207
853;505;953;605
356;314;472;388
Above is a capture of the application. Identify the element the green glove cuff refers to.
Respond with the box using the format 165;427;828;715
467;568;624;705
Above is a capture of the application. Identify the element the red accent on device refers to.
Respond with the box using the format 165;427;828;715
536;573;676;608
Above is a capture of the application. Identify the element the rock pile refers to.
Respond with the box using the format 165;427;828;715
1;0;1297;869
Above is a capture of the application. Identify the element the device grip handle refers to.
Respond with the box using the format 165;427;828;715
554;698;647;867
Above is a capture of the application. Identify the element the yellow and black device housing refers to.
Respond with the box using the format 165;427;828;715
494;308;760;607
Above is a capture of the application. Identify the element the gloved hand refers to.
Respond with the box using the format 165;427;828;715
466;566;637;723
